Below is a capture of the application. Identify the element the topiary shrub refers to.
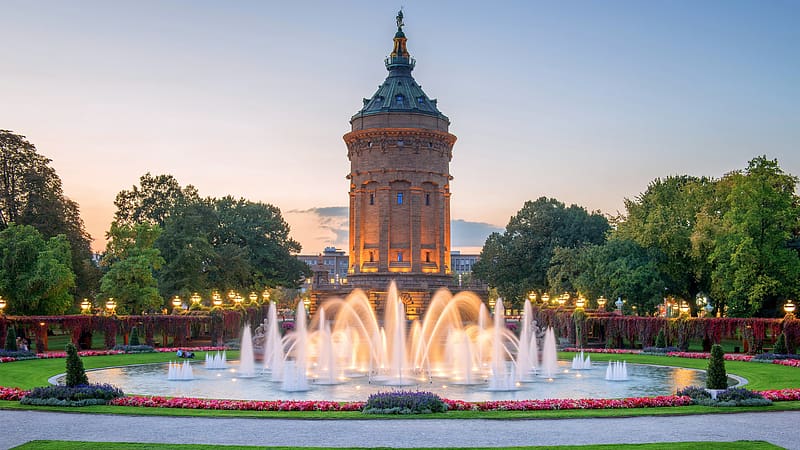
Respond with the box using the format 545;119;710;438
676;385;711;400
773;333;788;355
654;329;667;348
706;344;727;390
129;327;140;346
5;327;17;352
363;391;448;414
65;343;89;387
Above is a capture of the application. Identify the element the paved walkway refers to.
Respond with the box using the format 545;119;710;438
2;410;798;449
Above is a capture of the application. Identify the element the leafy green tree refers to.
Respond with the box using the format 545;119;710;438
547;238;666;313
707;156;800;317
616;175;715;306
65;343;88;387
0;130;100;301
472;197;609;306
0;224;75;315
99;222;165;314
113;173;199;227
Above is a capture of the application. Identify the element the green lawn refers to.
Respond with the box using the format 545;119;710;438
10;441;782;450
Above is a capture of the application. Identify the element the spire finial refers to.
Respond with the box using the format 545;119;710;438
396;8;404;31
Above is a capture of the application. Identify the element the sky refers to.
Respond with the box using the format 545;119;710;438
2;0;798;254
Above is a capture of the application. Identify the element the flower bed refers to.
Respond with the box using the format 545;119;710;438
665;351;753;361
109;396;364;411
445;395;693;411
155;346;226;353
0;347;227;363
0;386;29;401
562;348;641;354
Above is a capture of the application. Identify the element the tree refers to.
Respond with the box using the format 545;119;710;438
472;197;609;305
99;222;165;314
113;173;199;227
706;344;727;390
0;224;75;315
0;130;100;300
615;175;715;305
547;238;666;314
707;156;800;317
5;327;17;351
65;342;89;387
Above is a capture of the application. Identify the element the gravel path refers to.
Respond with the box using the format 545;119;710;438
2;410;797;449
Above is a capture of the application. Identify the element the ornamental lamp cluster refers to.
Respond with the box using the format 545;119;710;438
105;298;117;315
785;300;796;316
0;296;6;314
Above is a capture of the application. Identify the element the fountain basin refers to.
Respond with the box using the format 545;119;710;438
82;360;710;402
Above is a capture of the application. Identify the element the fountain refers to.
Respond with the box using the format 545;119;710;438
540;327;559;378
238;325;256;378
167;360;194;381
605;361;629;381
205;351;228;369
571;350;592;370
102;283;708;401
282;299;309;391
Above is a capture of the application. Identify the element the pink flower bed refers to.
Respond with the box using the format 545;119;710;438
757;388;800;401
110;396;364;411
36;350;124;359
0;387;29;401
155;346;226;353
563;348;641;354
445;395;693;411
772;359;800;368
665;352;753;361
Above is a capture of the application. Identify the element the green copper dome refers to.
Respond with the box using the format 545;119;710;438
351;12;448;122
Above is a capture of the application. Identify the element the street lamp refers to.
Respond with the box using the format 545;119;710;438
105;298;117;315
190;292;202;306
785;300;796;316
528;291;537;304
596;296;607;310
80;298;91;314
172;296;182;309
212;291;223;307
575;295;586;310
541;293;550;306
615;297;624;314
249;292;258;305
262;289;271;304
0;296;6;315
233;294;243;306
679;301;690;315
303;297;311;314
558;292;568;307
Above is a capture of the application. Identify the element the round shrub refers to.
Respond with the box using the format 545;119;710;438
65;343;88;387
363;391;448;414
706;344;727;390
21;383;123;407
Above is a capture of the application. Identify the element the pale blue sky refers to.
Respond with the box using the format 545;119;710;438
1;1;797;253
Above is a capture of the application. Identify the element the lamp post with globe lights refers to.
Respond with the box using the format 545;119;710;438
190;292;202;309
784;300;796;319
105;298;117;316
0;296;6;315
80;298;91;315
596;295;607;311
211;291;223;308
615;297;624;315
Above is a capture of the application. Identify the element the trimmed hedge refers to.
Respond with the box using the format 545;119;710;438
363;391;448;414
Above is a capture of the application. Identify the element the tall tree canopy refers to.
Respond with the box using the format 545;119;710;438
0;130;99;300
547;238;666;313
112;174;310;299
615;175;714;302
0;224;75;315
472;197;609;306
705;156;800;316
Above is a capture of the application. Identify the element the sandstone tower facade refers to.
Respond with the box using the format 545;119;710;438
340;12;458;319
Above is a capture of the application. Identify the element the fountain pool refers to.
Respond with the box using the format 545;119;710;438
84;360;706;402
